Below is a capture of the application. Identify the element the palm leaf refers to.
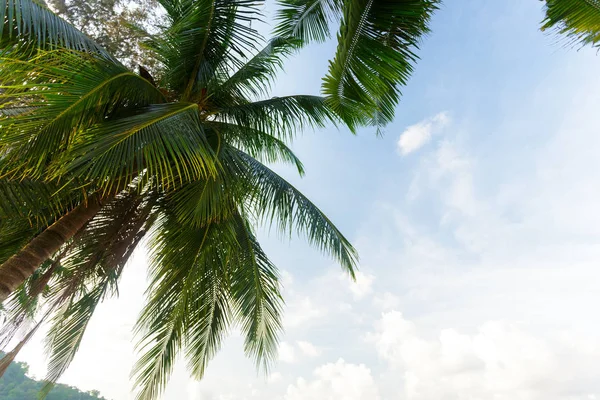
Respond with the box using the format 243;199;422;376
0;177;80;225
229;212;282;370
39;191;156;393
0;318;42;376
58;102;217;193
234;149;358;276
213;36;300;101
0;0;113;57
274;0;341;42
0;220;37;265
147;0;263;98
41;280;111;396
0;50;165;177
166;178;240;228
542;0;600;47
206;121;305;174
217;95;338;140
322;0;438;129
133;214;237;400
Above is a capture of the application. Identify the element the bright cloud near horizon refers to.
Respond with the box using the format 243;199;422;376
15;1;600;399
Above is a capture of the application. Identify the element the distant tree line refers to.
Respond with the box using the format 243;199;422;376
0;355;108;400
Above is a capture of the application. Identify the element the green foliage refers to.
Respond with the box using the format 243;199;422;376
275;0;440;131
542;0;600;48
0;0;113;57
0;355;108;400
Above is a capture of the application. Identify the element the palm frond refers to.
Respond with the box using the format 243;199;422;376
133;214;237;400
0;50;165;177
322;0;438;129
182;248;231;380
0;0;113;57
542;0;600;47
229;212;282;370
55;191;155;287
39;191;156;393
0;220;37;265
58;102;217;193
166;178;239;228
147;0;263;98
206;121;305;174
0;177;80;225
217;95;338;140
213;36;300;101
234;149;358;276
0;318;42;377
41;280;111;396
274;0;341;42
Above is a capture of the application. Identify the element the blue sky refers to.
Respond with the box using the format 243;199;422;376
18;1;600;399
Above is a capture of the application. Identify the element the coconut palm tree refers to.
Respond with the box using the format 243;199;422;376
0;0;437;398
542;0;600;48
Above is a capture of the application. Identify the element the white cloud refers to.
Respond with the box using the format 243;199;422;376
284;359;380;400
267;372;283;383
367;311;599;400
372;292;401;311
284;296;327;328
348;271;375;300
281;270;294;288
397;112;450;155
296;341;321;357
278;342;296;364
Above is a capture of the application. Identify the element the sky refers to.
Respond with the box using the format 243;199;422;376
15;1;600;399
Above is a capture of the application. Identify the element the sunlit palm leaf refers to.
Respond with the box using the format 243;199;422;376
542;0;600;47
59;103;217;193
0;50;165;177
148;0;263;98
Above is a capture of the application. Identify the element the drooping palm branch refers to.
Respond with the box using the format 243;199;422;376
275;0;439;130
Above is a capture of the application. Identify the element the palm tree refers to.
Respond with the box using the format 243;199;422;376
0;0;437;398
542;0;600;48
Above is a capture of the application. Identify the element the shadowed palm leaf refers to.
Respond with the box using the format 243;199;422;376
276;0;439;130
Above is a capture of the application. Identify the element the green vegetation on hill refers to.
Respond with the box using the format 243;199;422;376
0;357;108;400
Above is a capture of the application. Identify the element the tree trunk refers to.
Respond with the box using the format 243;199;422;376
0;196;103;302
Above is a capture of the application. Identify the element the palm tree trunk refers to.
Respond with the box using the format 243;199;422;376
0;196;103;302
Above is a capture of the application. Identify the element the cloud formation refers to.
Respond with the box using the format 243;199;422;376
367;312;598;400
296;341;322;358
397;112;450;155
284;360;380;400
